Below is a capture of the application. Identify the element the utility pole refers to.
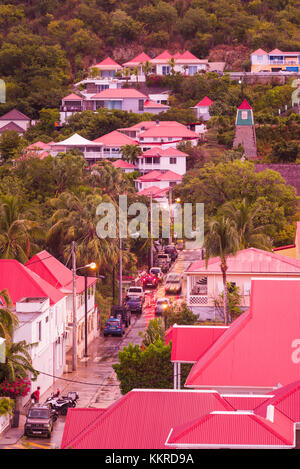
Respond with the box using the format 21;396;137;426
150;191;153;268
72;241;77;371
119;236;122;305
169;186;173;245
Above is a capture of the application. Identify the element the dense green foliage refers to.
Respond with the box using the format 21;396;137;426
2;0;300;117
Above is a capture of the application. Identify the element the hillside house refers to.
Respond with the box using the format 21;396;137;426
0;109;31;134
191;96;214;121
186;247;300;320
251;48;300;73
152;50;209;76
135;169;182;192
137;147;187;175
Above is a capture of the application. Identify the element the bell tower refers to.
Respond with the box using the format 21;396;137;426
233;99;257;159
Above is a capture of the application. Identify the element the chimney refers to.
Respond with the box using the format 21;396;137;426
266;404;275;422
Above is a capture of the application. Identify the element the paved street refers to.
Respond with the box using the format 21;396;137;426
0;248;201;449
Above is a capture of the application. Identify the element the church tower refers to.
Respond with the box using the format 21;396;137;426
233;99;257;159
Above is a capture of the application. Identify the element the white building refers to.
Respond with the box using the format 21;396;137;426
137;147;187;175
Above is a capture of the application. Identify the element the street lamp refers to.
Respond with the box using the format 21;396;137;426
71;240;97;370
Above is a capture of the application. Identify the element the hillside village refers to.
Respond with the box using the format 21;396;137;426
2;0;300;453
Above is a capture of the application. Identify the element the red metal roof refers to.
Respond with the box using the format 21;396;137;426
26;250;97;295
0;259;65;306
187;247;300;274
195;96;213;107
0;108;30;120
251;49;268;55
185;278;300;390
61;408;106;448
137;170;182;182
144;99;169;109
112;159;135;169
152;50;173;63
90;88;147;99
141;147;188;158
167;325;228;363
255;381;300;423
238;99;252;110
123;52;152;66
165;408;294;448
93;130;138;146
92;57;122;69
62;93;83;101
0;122;25;133
138;125;199;139
60;389;233;449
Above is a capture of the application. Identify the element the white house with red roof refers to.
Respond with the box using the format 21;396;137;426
25;250;98;363
89;57;123;78
137;147;187;175
251;48;300;73
93;130;139;161
122;52;153;81
186;247;300;320
135;169;182;193
0;109;31;134
0;259;68;398
152;50;209;76
111;159;136;173
191;96;214;120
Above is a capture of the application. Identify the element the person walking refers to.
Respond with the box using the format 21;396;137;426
31;386;40;404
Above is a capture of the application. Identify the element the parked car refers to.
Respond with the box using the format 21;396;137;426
110;304;131;327
103;317;125;337
141;272;159;289
24;404;57;438
164;245;178;262
155;297;171;316
155;253;171;272
165;273;182;295
125;295;143;315
126;286;145;302
149;267;163;281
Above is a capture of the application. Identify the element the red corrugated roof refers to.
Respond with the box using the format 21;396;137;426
60;389;233;449
0;109;30;120
185;278;300;390
251;49;268;55
0;259;65;305
123;52;152;66
187;247;300;274
61;408;106;449
112;159;135;169
144;100;169;108
92;57;122;69
165;408;294;448
137;170;182;182
62;93;83;101
138;126;199;138
238;99;252;110
255;381;300;423
26;250;97;294
152;50;173;62
91;88;147;99
141;147;188;158
93;130;138;146
0;122;25;133
168;325;228;363
195;96;213;107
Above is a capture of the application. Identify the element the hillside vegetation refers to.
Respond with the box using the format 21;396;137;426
1;0;300;116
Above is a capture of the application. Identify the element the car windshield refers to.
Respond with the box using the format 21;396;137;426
157;299;168;305
166;274;180;283
150;269;160;275
28;409;49;419
128;288;142;292
128;296;140;302
106;319;119;326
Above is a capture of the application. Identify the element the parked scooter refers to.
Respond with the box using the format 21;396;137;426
45;391;79;416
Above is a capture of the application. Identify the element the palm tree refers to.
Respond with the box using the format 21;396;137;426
204;216;240;325
222;199;272;250
122;67;131;85
121;144;142;164
132;67;139;85
168;57;176;75
142;61;153;80
0;289;18;342
1;340;39;383
0;195;44;263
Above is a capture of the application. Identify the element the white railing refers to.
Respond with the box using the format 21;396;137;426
188;295;208;305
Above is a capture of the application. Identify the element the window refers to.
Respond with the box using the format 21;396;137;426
241;111;248;120
153;157;160;164
188;66;197;75
37;321;42;341
191;276;207;295
138;100;144;111
162;66;170;75
145;157;152;164
170;157;177;164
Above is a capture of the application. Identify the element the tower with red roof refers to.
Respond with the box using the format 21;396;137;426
233;99;257;159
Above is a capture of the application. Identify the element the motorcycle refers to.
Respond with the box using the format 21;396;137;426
45;391;79;416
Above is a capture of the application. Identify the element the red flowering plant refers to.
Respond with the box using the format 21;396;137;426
0;377;31;399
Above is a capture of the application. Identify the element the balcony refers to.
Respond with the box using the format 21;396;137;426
188;295;208;305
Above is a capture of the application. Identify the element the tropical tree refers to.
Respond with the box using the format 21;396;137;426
0;289;18;341
0;340;39;383
168;57;176;75
0;195;44;262
121;144;142;164
204;216;240;325
122;67;131;84
221;198;272;250
142;60;152;80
